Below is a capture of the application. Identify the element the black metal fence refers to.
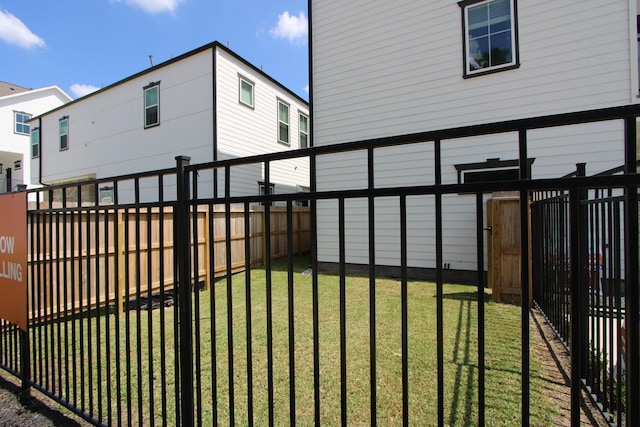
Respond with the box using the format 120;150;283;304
531;163;638;426
0;104;639;426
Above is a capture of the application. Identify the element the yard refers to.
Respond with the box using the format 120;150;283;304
28;256;561;426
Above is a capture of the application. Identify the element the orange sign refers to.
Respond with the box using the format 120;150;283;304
0;192;27;331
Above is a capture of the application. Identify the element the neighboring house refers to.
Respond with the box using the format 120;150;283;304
0;82;71;193
30;42;310;204
309;0;640;277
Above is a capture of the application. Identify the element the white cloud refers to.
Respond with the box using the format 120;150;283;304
70;83;100;98
270;11;308;43
116;0;184;14
304;85;309;94
0;10;45;49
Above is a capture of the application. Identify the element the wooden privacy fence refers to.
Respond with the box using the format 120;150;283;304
28;205;310;318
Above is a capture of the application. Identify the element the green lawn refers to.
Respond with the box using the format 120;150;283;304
33;256;558;426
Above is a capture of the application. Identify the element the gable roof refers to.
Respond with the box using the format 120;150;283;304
32;41;308;121
0;81;30;98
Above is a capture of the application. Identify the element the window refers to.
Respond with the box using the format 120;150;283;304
13;160;21;170
278;100;289;144
460;0;518;77
299;113;309;148
239;76;254;108
100;186;114;204
14;111;32;135
31;128;40;158
144;82;160;128
59;116;69;151
259;182;275;206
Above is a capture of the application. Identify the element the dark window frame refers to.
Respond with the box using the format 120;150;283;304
299;112;309;149
454;157;534;185
144;81;161;128
459;0;520;78
31;127;40;159
239;75;255;109
277;99;290;145
59;116;69;151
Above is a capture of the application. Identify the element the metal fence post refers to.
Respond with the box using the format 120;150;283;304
575;163;589;384
623;117;639;426
175;155;194;427
20;328;30;400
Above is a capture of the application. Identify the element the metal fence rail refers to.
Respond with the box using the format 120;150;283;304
0;104;638;426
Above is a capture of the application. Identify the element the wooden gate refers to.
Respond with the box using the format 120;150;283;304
487;192;527;304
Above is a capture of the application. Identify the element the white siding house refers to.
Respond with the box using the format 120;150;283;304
310;0;640;275
31;42;309;203
0;82;71;193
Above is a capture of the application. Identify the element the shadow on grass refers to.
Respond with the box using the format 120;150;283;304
441;291;492;303
449;299;475;426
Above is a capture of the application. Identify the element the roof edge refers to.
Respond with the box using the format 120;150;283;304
0;85;72;103
31;41;307;121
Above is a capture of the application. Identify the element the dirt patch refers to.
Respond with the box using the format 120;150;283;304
530;307;608;426
0;373;90;427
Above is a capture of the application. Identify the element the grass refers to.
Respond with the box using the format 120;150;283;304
29;256;558;426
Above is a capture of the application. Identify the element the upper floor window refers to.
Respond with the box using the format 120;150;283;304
299;113;309;148
278;100;290;145
31;127;40;158
144;82;160;128
14;111;31;135
59;116;69;151
239;76;254;108
460;0;518;77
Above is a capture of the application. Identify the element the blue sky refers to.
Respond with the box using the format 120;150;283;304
0;0;309;100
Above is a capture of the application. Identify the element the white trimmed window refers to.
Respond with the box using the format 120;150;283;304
14;111;32;135
278;100;290;145
239;76;254;108
59;116;69;151
144;82;160;128
299;113;308;149
100;186;114;204
460;0;518;77
31;127;40;158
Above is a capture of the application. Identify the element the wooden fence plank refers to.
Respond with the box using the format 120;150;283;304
27;206;310;320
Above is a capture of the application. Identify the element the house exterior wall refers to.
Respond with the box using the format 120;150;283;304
0;87;71;192
32;43;309;204
311;0;639;272
215;48;310;199
35;49;215;188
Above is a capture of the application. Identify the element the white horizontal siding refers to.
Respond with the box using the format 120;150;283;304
39;49;215;184
312;0;636;270
215;49;309;199
315;120;627;269
312;0;635;146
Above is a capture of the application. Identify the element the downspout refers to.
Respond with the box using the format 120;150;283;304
36;118;46;186
212;45;218;198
